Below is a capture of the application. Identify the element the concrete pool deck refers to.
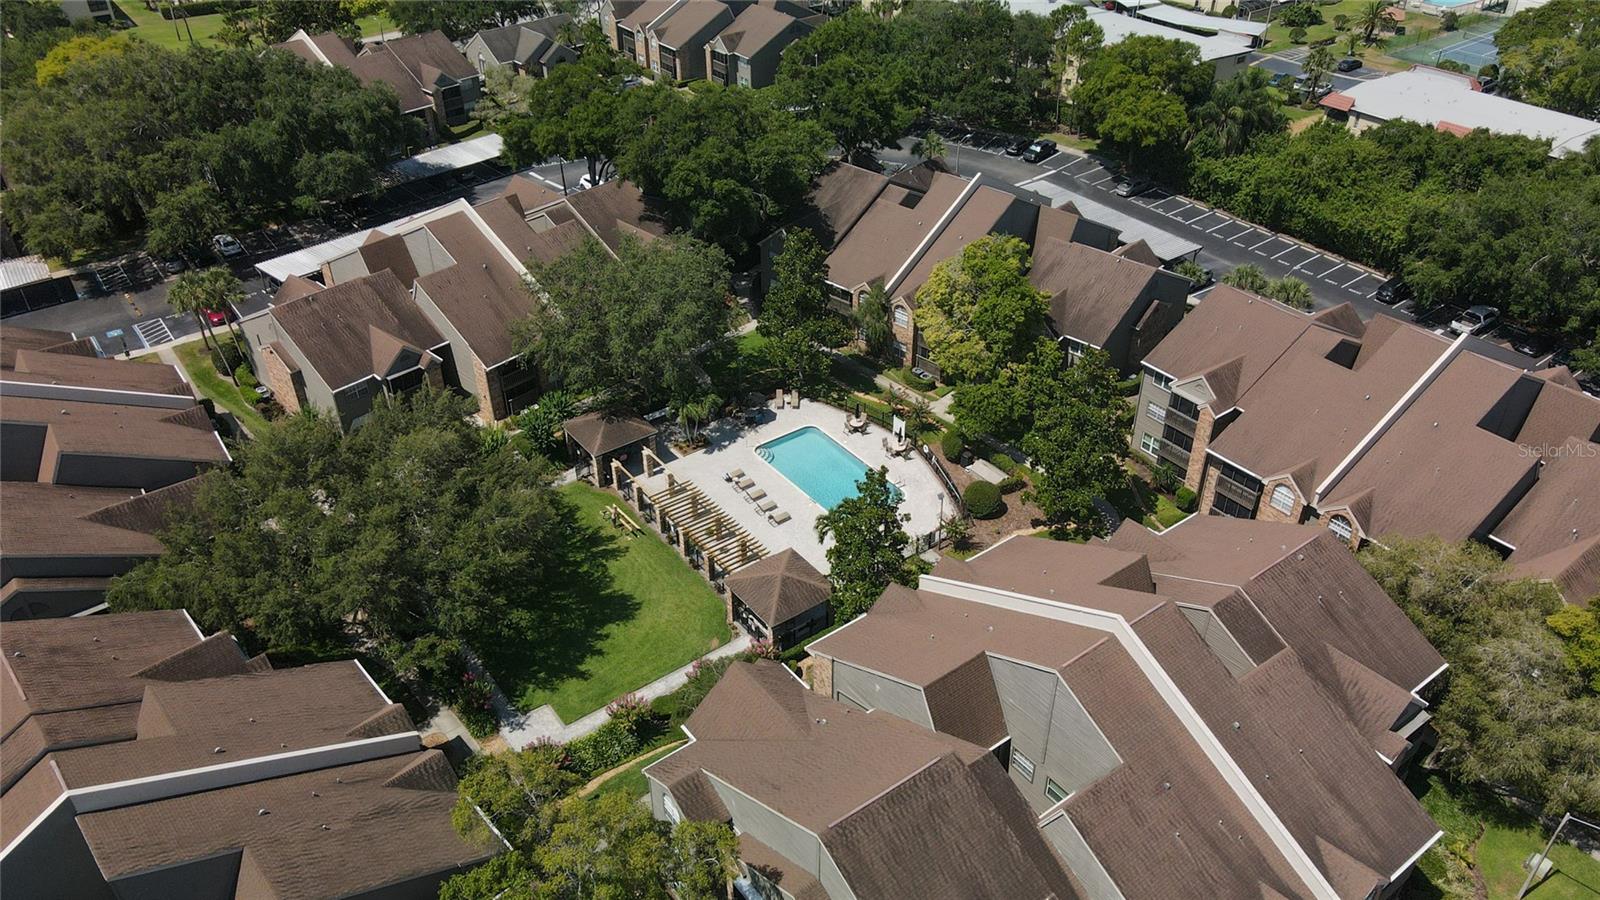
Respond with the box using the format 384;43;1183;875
638;402;953;574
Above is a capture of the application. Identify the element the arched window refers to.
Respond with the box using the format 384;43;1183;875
1269;484;1295;514
1328;515;1353;543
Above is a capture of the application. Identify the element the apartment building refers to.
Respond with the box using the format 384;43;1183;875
1;327;227;618
273;29;482;140
795;517;1446;899
643;659;1085;898
463;13;580;78
706;3;822;88
1133;287;1600;603
0;610;494;899
1031;237;1191;375
605;0;821;85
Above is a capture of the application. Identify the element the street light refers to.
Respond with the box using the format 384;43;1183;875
1517;813;1600;898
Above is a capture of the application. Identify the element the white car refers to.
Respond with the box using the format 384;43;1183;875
212;234;245;259
1449;305;1500;336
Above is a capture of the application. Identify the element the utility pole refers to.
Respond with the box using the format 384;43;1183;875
1517;813;1600;898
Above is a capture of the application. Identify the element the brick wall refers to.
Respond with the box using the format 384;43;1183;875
260;346;301;415
468;355;496;421
1199;464;1220;515
808;654;833;697
1183;406;1215;492
1256;478;1304;524
891;300;915;367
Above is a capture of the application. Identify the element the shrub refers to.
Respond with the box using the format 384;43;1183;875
1289;26;1307;44
997;474;1026;495
605;693;652;735
940;430;965;462
1220;3;1237;15
964;481;1003;519
564;719;641;779
1175;486;1198;512
987;452;1018;475
895;367;934;392
234;363;258;393
1116;375;1141;397
159;0;233;17
1441;10;1458;31
1333;13;1349;30
1152;464;1181;494
1279;4;1323;28
455;671;499;739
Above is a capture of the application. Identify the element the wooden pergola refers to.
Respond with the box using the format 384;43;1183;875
641;477;768;581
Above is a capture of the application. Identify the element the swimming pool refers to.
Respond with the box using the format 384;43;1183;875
756;426;897;510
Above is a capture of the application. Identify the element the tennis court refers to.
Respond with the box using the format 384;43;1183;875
1392;18;1503;70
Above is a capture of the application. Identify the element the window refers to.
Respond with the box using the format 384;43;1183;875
1328;515;1353;542
1012;748;1036;782
1140;433;1161;457
477;52;485;72
662;791;682;824
1063;337;1087;364
347;383;370;400
1269;484;1295;514
1146;368;1173;392
1044;778;1067;804
893;305;910;328
1146;401;1167;422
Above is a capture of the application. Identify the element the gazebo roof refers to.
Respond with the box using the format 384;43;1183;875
725;549;831;627
563;411;657;457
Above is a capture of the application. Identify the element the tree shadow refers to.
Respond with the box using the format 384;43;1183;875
478;508;637;708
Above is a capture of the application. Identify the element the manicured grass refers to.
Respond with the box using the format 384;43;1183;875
1261;0;1370;52
173;339;270;436
1406;773;1600;900
355;12;397;39
490;482;730;722
589;743;684;802
116;1;229;49
1042;132;1101;154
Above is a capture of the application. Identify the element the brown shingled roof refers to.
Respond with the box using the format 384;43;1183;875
270;269;444;389
724;549;830;626
562;411;657;457
1032;239;1162;348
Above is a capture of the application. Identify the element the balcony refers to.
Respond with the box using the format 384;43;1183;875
1212;470;1262;511
1157;441;1191;471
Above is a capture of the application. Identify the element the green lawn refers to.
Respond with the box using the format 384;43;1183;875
355;12;397;39
1042;132;1101;154
488;482;730;722
1107;469;1189;531
115;1;229;49
1261;0;1370;52
589;743;684;802
173;338;270;436
1406;773;1600;900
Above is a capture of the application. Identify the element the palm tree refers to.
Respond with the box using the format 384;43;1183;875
910;131;946;163
168;267;241;356
855;283;894;358
1356;0;1394;45
1268;277;1314;311
1343;32;1362;58
1187;67;1286;155
1221;264;1271;294
1304;46;1337;102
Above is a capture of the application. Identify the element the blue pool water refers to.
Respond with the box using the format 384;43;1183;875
756;426;897;510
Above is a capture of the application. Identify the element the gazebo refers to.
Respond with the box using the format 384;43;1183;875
562;411;658;486
723;549;831;650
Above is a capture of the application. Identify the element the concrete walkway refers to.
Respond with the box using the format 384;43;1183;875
494;632;752;749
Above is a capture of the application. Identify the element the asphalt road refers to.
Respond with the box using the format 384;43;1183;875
1250;48;1387;92
5;157;589;356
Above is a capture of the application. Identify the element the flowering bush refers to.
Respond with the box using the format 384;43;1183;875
455;670;499;739
748;639;780;661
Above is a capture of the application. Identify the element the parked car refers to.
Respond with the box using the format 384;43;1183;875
1479;77;1498;94
1268;72;1294;90
1004;137;1030;156
157;256;187;275
1021;139;1058;163
1373;276;1411;305
1449;305;1500;336
212;234;245;259
1114;176;1153;198
204;306;234;328
1336;57;1361;73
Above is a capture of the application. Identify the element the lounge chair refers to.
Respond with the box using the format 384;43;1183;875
734;477;754;491
723;468;746;483
773;389;784;409
767;510;791;526
756;499;778;513
744;488;767;504
788;390;800;408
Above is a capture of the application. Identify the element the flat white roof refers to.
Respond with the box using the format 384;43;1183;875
1064;191;1202;262
255;199;474;283
388;133;505;183
1136;4;1268;39
1337;68;1600;157
1087;8;1252;63
0;256;52;291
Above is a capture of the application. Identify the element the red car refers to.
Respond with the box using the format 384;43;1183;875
204;307;232;327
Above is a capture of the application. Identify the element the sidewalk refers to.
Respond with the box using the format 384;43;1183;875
494;632;753;749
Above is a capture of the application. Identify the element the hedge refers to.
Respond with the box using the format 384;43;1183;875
964;481;1003;519
159;0;236;18
1175;486;1198;512
564;719;642;780
997;474;1026;495
940;430;965;462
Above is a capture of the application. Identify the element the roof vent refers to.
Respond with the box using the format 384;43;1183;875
320;824;331;830
1231;721;1241;730
10;650;23;658
213;746;225;754
1162;781;1171;791
311;791;320;797
248;717;256;723
257;808;269;816
815;718;827;725
93;637;101;642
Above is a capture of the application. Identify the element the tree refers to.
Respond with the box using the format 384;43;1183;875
1342;32;1362;58
515;235;734;411
815;467;922;620
1219;264;1268;294
513;389;578;461
1548;605;1600;693
1360;537;1600;818
387;0;542;40
1355;0;1395;45
898;1;1054;129
855;283;895;359
1073;36;1210;166
1288;26;1307;45
1187;67;1288;156
33;32;125;85
913;236;1049;384
107;390;578;701
453;744;578;851
673;391;721;443
1494;0;1600;117
1304;46;1336;101
1021;348;1132;538
760;227;830;339
615;84;831;255
911;131;947;163
218;0;362;46
537;792;672;899
774;10;916;156
471;63;533;127
167;267;241;352
1266;276;1314;310
146;183;227;260
665;820;740;900
496;47;637;180
949;337;1070;444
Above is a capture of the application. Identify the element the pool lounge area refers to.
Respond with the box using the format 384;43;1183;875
628;403;952;574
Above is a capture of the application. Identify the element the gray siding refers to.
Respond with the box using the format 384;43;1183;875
53;454;199;491
1179;605;1254;679
1039;678;1121;800
1131;369;1171;463
818;844;859;900
990;656;1119;813
411;282;471;389
706;774;822;881
1;584;107;620
830;661;932;730
106;849;242;900
3;554;146;585
1;422;45;480
0;803;115;900
1042;814;1125;900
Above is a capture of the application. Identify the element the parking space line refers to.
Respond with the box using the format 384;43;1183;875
1247;235;1275;250
1089;173;1116;186
1270;244;1299;260
1342;274;1367;288
1226;227;1255;242
1161;199;1192;215
1183;211;1215;225
1318;262;1345;279
1206;219;1235;234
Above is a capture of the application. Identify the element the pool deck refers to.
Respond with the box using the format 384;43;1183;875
638;402;952;574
